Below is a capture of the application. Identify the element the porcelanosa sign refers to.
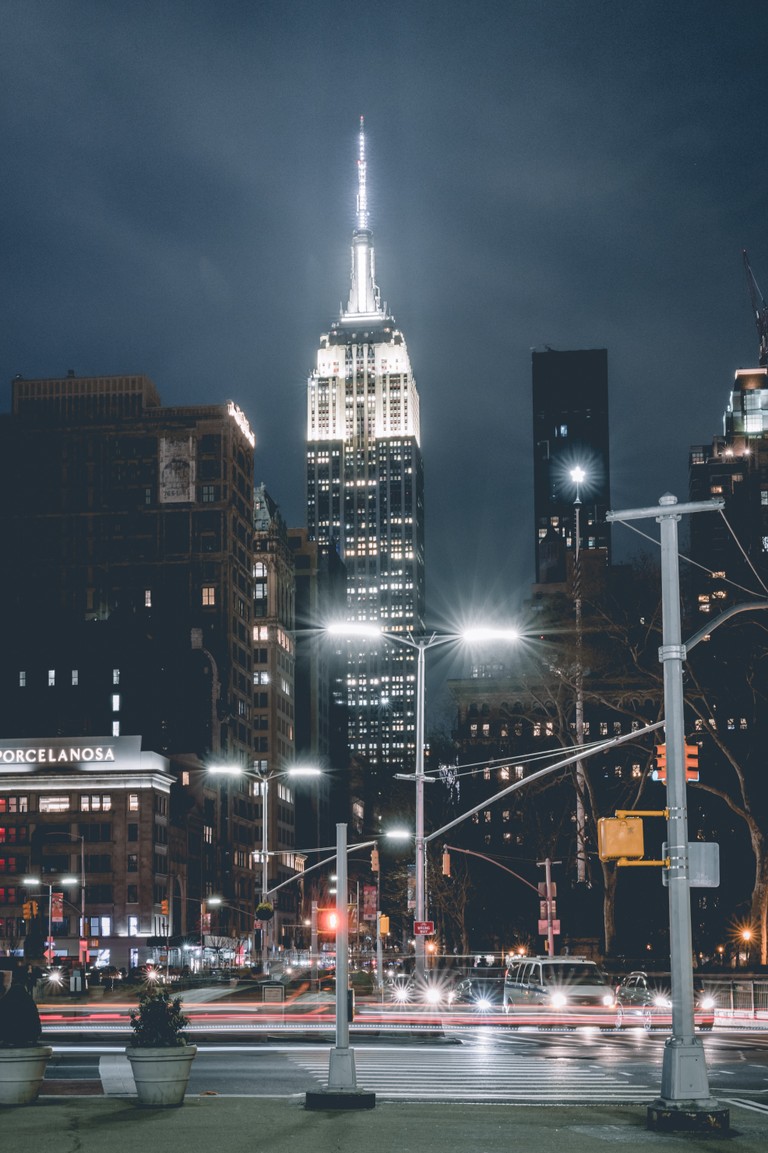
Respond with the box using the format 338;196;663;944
0;737;140;768
1;745;116;765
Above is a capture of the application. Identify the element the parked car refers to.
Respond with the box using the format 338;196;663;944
503;956;617;1025
614;971;715;1031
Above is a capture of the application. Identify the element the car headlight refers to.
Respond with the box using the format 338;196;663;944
475;997;492;1011
699;996;715;1010
550;992;567;1008
653;995;672;1008
392;985;410;1003
424;986;442;1005
602;994;615;1007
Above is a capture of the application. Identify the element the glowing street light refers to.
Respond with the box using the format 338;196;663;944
327;622;520;978
23;875;79;966
208;762;322;973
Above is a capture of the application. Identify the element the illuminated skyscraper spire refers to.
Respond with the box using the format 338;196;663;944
307;118;425;811
345;115;383;320
356;115;369;232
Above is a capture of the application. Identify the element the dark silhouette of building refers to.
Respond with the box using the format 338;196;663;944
532;348;611;585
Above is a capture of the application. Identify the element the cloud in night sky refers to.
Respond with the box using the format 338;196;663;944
3;0;767;676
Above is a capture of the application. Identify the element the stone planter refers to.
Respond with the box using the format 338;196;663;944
125;1044;197;1107
0;1045;53;1106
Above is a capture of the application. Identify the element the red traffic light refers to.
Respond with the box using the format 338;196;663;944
317;907;341;934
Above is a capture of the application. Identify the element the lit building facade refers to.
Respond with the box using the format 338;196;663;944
0;373;305;966
306;121;425;822
689;367;768;617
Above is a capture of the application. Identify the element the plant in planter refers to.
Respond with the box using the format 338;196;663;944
125;986;197;1107
254;901;274;921
0;971;52;1106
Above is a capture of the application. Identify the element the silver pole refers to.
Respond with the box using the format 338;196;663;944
327;823;356;1089
414;641;426;979
656;495;710;1102
261;774;270;974
607;495;725;1123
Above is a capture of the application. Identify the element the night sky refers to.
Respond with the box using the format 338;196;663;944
3;2;767;721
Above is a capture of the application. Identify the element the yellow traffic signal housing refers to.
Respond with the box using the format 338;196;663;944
371;847;380;872
597;816;645;861
653;743;667;783
685;742;700;782
379;914;390;934
160;899;169;916
442;849;451;876
22;901;33;920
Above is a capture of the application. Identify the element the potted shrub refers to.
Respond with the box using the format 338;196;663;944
125;985;197;1107
0;970;52;1106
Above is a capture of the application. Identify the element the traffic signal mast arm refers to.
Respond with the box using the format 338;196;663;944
426;719;665;846
441;844;540;894
264;839;379;898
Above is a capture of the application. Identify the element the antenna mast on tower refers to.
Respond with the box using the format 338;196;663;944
742;248;768;367
356;115;368;232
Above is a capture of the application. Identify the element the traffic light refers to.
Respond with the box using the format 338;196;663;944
317;907;340;934
684;742;700;782
379;914;390;935
597;816;645;861
160;899;169;916
370;847;380;872
653;743;667;783
22;901;33;920
442;848;451;876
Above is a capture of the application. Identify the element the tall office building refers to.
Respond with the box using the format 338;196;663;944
0;373;304;966
306;121;425;823
532;348;611;586
689;367;768;616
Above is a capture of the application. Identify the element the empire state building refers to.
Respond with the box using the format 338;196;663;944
306;119;425;816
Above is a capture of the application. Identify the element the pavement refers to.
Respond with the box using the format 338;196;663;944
5;1096;768;1153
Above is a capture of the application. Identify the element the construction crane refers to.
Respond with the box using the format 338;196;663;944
742;249;768;367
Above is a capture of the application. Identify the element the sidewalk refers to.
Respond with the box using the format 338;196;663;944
5;1097;766;1153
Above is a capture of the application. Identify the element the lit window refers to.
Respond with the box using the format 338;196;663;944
112;694;120;712
112;721;120;736
202;586;216;606
128;794;139;812
39;796;70;813
144;589;152;608
113;669;120;685
48;669;55;687
18;672;25;688
71;669;78;686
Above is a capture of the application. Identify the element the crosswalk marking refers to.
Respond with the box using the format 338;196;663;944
289;1049;654;1102
722;1098;768;1116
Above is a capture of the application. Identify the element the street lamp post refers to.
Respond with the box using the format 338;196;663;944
570;465;587;885
40;832;87;963
607;494;728;1131
23;875;79;966
328;623;519;979
209;763;321;975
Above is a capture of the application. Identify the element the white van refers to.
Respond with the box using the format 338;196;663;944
503;956;616;1022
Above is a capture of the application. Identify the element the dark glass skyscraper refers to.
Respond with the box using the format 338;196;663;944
532;348;611;584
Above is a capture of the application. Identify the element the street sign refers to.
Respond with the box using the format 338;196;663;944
413;920;434;935
538;919;561;935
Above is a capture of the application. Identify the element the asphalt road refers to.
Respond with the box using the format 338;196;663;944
41;1025;768;1106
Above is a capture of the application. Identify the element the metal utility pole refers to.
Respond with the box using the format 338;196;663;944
607;494;728;1131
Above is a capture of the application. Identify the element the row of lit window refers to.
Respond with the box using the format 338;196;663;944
4;794;142;814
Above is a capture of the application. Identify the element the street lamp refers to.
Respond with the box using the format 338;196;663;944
327;622;520;978
570;465;587;884
22;875;79;965
39;831;87;963
208;763;322;974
